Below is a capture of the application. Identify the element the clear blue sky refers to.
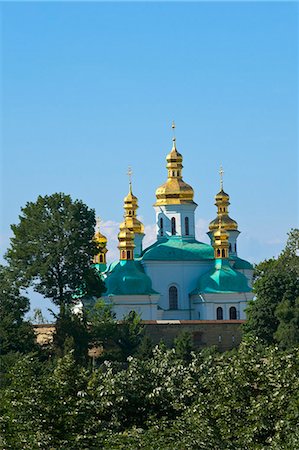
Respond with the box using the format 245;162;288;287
1;2;298;318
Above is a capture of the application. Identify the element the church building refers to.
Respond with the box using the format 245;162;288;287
92;126;253;321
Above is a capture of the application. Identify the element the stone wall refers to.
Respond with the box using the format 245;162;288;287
143;320;244;352
34;320;244;352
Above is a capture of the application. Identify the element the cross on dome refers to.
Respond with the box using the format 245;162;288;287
219;165;224;190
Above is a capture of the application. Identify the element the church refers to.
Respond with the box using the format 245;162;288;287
92;126;253;321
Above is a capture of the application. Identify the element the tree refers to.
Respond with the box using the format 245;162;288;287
243;229;299;347
117;310;144;360
174;330;194;363
6;193;105;317
0;265;36;355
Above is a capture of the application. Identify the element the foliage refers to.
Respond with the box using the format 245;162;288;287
174;330;194;363
52;311;90;363
1;341;299;449
244;228;299;347
5;193;105;315
0;265;36;355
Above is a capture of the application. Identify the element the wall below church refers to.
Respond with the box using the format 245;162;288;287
33;320;244;353
143;320;244;352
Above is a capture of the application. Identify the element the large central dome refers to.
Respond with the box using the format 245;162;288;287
154;139;196;206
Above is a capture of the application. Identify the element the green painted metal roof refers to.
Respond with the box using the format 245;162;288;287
191;259;251;295
105;260;159;296
230;256;253;270
142;236;214;261
94;263;107;273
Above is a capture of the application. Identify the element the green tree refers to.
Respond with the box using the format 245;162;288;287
0;265;36;355
174;330;194;363
6;193;105;317
117;310;144;360
243;229;299;347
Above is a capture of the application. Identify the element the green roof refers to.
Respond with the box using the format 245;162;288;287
191;259;251;295
230;256;253;270
105;260;159;296
142;236;214;261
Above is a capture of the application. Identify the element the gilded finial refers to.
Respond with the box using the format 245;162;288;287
171;120;176;148
219;165;224;191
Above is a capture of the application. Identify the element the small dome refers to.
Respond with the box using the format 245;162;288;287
105;260;158;296
94;230;107;245
192;259;251;294
215;189;230;201
209;215;238;232
154;138;196;207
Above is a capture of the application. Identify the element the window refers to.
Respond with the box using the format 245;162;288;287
216;307;223;320
234;243;237;252
171;217;176;235
229;243;232;252
127;250;131;260
99;254;103;263
121;250;126;259
185;217;190;236
169;286;178;310
160;217;164;236
229;307;237;320
217;249;221;257
222;249;226;258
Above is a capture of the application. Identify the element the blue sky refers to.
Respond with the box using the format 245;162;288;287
1;2;298;317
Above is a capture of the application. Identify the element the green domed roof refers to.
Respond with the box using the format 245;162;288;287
142;237;214;261
230;256;253;270
191;259;251;295
105;260;158;296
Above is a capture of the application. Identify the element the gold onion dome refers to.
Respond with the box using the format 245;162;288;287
213;218;229;259
118;220;135;260
209;167;238;232
93;218;108;265
154;133;195;206
124;182;144;234
94;229;107;246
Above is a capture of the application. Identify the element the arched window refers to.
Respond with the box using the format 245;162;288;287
127;250;131;260
217;249;221;257
229;306;237;320
185;217;190;236
99;254;103;263
171;217;176;235
222;249;226;258
160;217;164;236
216;307;223;320
121;250;126;259
169;286;178;310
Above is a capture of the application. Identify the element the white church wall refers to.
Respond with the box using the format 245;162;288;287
143;260;214;315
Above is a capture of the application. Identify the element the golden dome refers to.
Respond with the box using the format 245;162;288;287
94;230;107;245
209;215;238;232
118;221;135;260
209;183;238;232
154;137;196;207
124;182;144;234
93;218;108;265
213;218;229;259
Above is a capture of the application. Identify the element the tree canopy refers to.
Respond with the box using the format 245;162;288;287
243;229;299;347
6;193;105;315
0;265;36;355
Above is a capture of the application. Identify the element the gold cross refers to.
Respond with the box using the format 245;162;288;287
127;166;133;183
96;216;101;231
219;165;224;190
172;120;176;138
